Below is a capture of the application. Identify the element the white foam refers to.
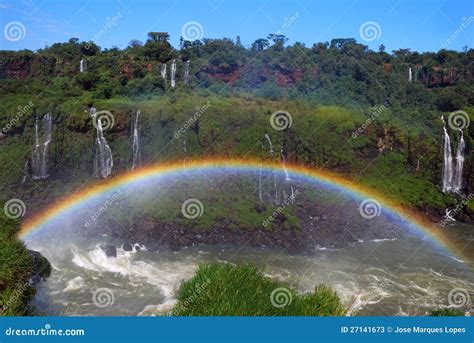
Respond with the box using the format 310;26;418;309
63;276;85;292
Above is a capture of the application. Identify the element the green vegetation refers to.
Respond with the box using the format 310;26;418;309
429;308;465;316
0;211;50;316
0;32;472;216
172;263;347;316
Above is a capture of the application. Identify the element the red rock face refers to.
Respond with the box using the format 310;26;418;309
5;60;30;79
121;64;134;78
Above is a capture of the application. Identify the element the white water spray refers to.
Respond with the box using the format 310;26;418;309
31;113;52;179
170;59;177;88
93;118;113;178
184;60;190;84
131;109;141;170
452;130;465;192
441;116;465;193
160;64;167;81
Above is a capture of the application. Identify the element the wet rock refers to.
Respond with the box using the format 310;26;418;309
101;245;117;258
254;203;266;213
122;243;132;251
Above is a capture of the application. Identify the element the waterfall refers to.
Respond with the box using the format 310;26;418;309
184;60;190;84
170;59;176;88
441;116;453;193
31;113;52;180
21;160;29;184
264;134;274;155
160;64;167;81
441;116;465;193
93;118;113;178
80;59;85;73
131;109;141;170
408;67;412;82
280;148;291;182
452;130;465;192
264;134;278;204
182;138;187;169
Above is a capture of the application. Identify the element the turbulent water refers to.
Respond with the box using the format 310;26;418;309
23;169;473;316
29;227;473;316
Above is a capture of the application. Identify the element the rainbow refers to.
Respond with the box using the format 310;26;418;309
20;157;471;263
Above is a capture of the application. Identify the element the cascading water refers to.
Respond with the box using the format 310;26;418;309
441;116;453;193
408;67;412;82
441;116;465;193
31;113;52;180
170;59;177;88
80;59;85;73
160;64;167;81
280;147;295;202
184;60;190;84
452;130;465;192
131;110;141;170
264;134;279;204
93;118;113;178
280;148;291;182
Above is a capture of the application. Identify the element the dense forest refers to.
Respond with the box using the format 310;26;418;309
0;32;473;218
1;32;473;107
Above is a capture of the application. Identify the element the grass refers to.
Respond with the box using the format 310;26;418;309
0;213;34;316
429;308;465;316
172;263;347;316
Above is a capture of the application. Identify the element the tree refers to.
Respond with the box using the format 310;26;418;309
267;34;288;51
251;38;269;52
128;40;143;48
144;32;173;61
147;32;170;43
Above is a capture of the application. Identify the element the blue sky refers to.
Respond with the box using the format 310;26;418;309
0;0;473;52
